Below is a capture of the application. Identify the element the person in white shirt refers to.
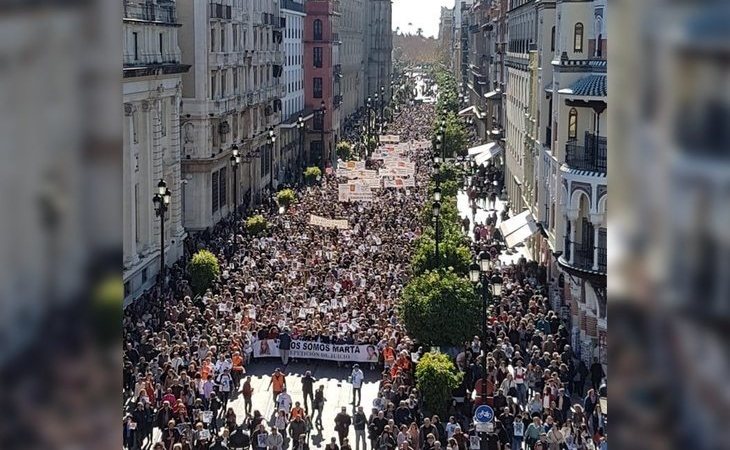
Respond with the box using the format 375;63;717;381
513;360;527;404
216;368;233;413
351;364;365;406
276;389;293;415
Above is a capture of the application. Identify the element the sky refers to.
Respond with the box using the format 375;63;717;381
392;0;455;39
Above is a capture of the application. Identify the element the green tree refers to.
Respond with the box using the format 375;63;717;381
399;270;480;346
433;112;467;158
336;141;353;160
188;250;220;295
410;235;472;276
366;136;378;155
304;166;322;184
415;352;463;417
246;214;268;235
276;188;296;209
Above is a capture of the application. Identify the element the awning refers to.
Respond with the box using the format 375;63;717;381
499;210;539;248
469;142;502;166
468;143;493;156
458;105;477;116
484;89;502;99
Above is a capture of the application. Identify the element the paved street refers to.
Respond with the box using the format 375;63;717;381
152;359;382;448
456;189;530;265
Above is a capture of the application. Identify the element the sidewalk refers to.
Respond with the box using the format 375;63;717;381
455;189;532;265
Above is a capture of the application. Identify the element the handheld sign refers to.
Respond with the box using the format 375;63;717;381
474;405;494;423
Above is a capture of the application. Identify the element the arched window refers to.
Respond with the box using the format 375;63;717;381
568;108;578;139
313;19;323;41
573;23;584;52
550;26;556;52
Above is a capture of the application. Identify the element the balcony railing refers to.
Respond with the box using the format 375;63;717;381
565;131;607;173
566;243;606;273
209;2;232;20
124;2;176;24
334;95;343;107
281;0;304;13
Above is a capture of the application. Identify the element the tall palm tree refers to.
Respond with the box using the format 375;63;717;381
416;27;423;37
395;26;400;35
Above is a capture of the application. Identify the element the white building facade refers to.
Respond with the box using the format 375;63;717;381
539;0;607;365
278;0;307;182
123;0;190;303
178;0;285;230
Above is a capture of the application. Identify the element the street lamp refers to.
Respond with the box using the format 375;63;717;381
152;179;172;281
433;187;442;202
366;96;372;138
432;201;441;267
267;127;277;194
297;114;305;179
319;100;327;173
230;145;241;215
469;250;496;407
380;85;385;121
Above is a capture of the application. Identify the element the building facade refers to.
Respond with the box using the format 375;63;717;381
504;0;537;214
533;0;607;365
304;0;342;169
280;0;308;182
365;0;393;100
123;0;190;302
339;0;367;118
438;6;454;70
178;0;284;230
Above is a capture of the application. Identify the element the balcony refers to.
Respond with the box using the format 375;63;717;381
565;131;607;173
281;0;305;13
562;243;606;275
333;64;342;77
334;95;343;108
208;52;231;67
209;2;232;20
124;2;176;24
209;96;238;115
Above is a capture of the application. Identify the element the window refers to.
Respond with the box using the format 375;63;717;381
313;47;323;67
233;68;238;92
221;28;226;52
212;170;219;213
568;108;578;139
159;33;164;58
233;26;238;51
573;23;584;52
211;72;217;98
221;70;226;97
133;32;139;61
211;28;216;52
313;113;323;131
219;167;227;208
550;26;555;52
313;19;323;41
313;77;323;98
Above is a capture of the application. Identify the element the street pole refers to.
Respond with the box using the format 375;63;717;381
481;277;489;405
231;145;240;216
153;180;171;283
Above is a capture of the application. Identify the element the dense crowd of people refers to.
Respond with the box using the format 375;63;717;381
123;99;439;450
122;82;606;450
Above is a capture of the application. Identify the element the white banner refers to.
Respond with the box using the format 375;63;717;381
253;339;379;363
309;214;349;230
383;176;415;188
338;182;374;202
380;134;400;144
